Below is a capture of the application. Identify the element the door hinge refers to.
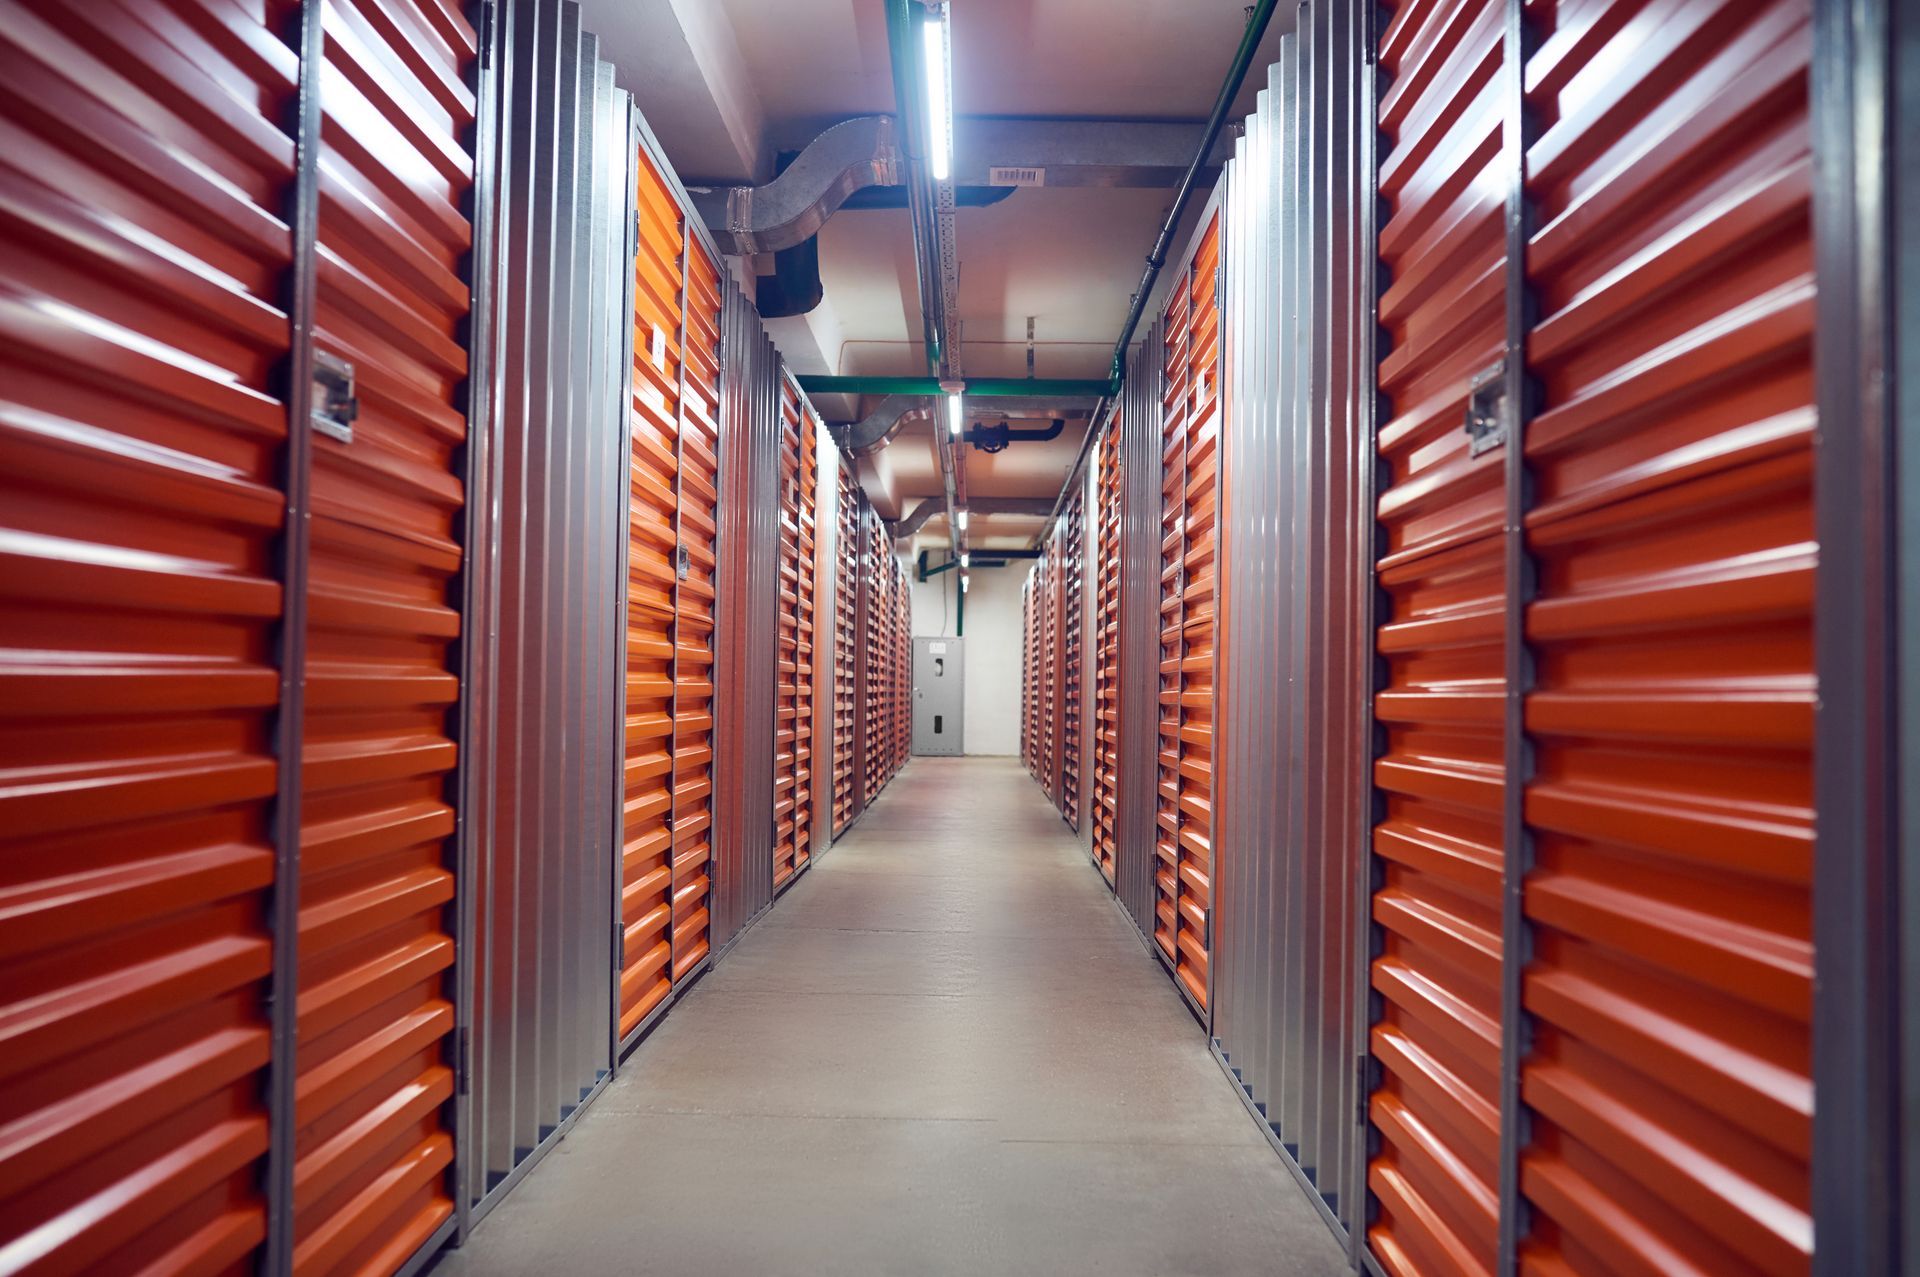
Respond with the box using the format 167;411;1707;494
632;209;642;260
310;350;357;443
1214;262;1226;304
1356;1053;1372;1126
456;1027;471;1096
614;919;624;966
1465;358;1507;456
675;542;691;581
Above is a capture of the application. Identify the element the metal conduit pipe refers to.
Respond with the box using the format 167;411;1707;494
1031;0;1279;547
883;0;963;562
1104;0;1278;383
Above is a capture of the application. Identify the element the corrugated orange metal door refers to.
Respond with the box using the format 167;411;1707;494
861;513;884;805
1060;490;1085;829
672;238;722;981
620;144;684;1034
1092;420;1123;882
1517;2;1814;1272
1365;0;1508;1271
1156;209;1221;1014
832;471;857;833
0;2;300;1269
774;380;817;887
792;400;817;871
293;3;475;1271
1021;575;1035;774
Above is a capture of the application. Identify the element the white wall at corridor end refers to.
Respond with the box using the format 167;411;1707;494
906;555;1026;756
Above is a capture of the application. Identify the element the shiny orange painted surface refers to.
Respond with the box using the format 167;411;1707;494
1365;3;1509;1272
1517;2;1814;1272
774;382;817;887
1156;210;1220;1014
293;3;476;1270
0;2;300;1270
620;145;685;1034
831;472;857;833
1059;489;1085;828
671;239;722;982
1091;419;1122;883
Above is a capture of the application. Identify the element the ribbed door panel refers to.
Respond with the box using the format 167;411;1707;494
831;471;857;833
620;144;682;1034
1156;209;1221;1015
293;3;474;1269
0;2;298;1269
1092;419;1123;882
1022;575;1037;776
860;512;885;807
1517;2;1814;1273
774;380;818;889
1060;489;1085;829
672;239;721;981
1365;1;1508;1272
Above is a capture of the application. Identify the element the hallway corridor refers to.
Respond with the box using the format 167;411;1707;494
442;758;1346;1275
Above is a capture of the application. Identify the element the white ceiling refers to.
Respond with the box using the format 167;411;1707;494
576;0;1287;550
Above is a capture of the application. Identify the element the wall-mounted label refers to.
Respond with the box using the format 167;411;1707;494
990;166;1045;187
651;324;667;370
928;642;948;654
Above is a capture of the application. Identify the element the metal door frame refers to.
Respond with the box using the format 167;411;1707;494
912;635;966;756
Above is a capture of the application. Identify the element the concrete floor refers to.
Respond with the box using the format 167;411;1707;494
441;756;1349;1277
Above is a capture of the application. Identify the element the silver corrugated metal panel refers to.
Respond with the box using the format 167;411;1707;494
465;0;630;1225
713;283;781;950
1207;5;1373;1254
1115;324;1163;936
811;432;842;857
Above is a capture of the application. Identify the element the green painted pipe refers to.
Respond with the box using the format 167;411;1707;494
796;375;1118;398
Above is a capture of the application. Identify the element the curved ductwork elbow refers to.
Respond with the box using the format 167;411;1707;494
826;395;933;455
692;116;903;255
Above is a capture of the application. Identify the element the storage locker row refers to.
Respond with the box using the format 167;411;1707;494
1015;0;1897;1271
0;2;884;1273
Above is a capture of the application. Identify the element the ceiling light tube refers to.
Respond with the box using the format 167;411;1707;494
923;7;953;181
961;573;969;593
956;508;969;532
947;393;963;437
960;551;970;567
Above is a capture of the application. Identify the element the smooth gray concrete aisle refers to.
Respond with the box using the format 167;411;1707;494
442;757;1348;1277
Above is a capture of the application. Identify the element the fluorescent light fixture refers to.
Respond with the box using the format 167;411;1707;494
961;573;969;593
960;551;970;567
947;394;963;437
956;508;969;532
923;7;953;181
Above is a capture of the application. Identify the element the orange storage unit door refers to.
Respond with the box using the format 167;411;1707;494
1091;418;1123;883
1363;1;1510;1270
1155;204;1222;1016
831;469;858;833
672;236;723;983
620;140;685;1035
774;378;818;889
294;1;477;1269
1060;489;1086;830
1363;2;1508;1271
0;3;302;1270
1515;2;1814;1272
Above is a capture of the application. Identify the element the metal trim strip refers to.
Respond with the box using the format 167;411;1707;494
1810;0;1898;1271
453;0;509;1244
1494;0;1540;1267
263;5;326;1272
